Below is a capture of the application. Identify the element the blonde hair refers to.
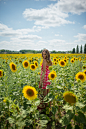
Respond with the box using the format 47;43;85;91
42;49;52;65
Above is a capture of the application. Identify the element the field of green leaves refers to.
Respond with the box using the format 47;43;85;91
0;54;86;129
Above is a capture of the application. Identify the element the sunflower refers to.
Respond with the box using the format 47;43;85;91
63;91;76;104
34;61;38;67
22;85;38;100
30;64;36;71
83;70;86;76
49;66;52;71
53;58;57;62
23;60;29;69
73;57;75;60
75;72;86;82
10;62;17;72
82;65;86;69
59;60;66;67
71;58;74;63
56;59;59;62
0;70;3;77
48;70;57;80
53;61;57;65
3;99;6;103
38;72;40;75
40;61;43;66
64;59;67;62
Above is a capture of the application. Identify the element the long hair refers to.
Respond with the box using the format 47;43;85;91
42;49;52;65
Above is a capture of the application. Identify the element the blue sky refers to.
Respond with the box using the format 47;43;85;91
0;0;86;51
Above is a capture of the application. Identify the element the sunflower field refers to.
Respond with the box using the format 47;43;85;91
0;53;86;129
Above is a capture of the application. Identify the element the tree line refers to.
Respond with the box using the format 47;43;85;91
0;44;86;54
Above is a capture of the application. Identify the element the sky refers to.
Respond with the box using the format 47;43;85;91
0;0;86;51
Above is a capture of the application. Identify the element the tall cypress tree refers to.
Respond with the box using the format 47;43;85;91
72;48;75;53
84;44;86;53
80;45;82;53
76;45;79;53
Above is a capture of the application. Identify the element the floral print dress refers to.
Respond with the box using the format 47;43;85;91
38;64;51;109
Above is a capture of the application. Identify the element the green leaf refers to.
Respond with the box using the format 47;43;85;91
51;106;57;115
62;104;73;111
7;117;15;124
76;102;85;108
60;110;74;126
39;120;48;127
78;111;86;124
43;93;55;102
34;100;40;106
56;85;63;89
60;116;69;126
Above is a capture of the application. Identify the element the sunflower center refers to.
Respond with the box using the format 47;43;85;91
32;65;35;69
84;71;86;75
12;64;16;70
54;59;56;61
72;60;74;62
64;60;66;62
26;89;34;96
0;71;2;76
78;75;84;80
35;63;37;66
61;61;65;65
24;62;28;67
51;74;55;78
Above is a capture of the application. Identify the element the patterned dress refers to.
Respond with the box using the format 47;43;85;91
38;63;51;109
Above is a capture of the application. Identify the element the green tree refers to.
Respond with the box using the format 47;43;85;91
84;44;86;53
76;45;79;53
80;45;82;53
72;48;75;53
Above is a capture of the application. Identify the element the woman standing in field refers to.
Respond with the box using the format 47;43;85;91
38;49;52;112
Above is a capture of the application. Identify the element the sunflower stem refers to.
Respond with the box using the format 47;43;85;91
73;104;75;126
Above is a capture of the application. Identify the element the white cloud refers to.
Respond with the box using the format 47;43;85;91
23;0;86;28
23;2;74;28
0;23;42;37
74;33;86;43
83;25;86;30
48;39;66;46
57;0;86;15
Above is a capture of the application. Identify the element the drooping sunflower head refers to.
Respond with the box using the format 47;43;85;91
59;60;66;67
48;70;57;80
34;61;38;67
22;85;38;100
10;62;17;72
0;70;3;77
30;64;36;71
75;72;86;82
63;91;76;104
23;60;29;69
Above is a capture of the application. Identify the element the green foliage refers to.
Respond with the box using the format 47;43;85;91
0;54;86;129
